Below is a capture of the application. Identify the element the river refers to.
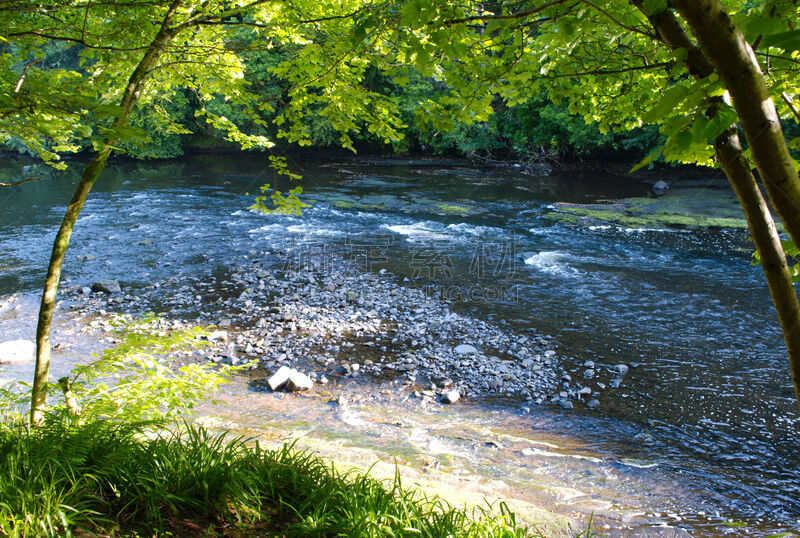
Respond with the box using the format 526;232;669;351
0;153;797;535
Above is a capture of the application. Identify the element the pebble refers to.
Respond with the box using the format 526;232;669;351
613;364;629;376
67;248;634;411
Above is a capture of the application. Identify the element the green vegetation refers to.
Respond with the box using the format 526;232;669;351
0;318;537;537
549;188;754;230
0;419;531;537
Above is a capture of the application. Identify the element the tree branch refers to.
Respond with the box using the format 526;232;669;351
14;57;42;93
0;177;42;187
546;61;672;77
437;0;575;26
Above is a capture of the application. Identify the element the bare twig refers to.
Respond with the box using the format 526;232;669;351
0;177;43;187
14;57;42;93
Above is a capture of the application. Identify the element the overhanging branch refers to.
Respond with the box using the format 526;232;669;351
0;177;43;187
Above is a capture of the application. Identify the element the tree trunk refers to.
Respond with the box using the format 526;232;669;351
671;0;800;249
715;131;800;408
28;1;181;424
636;3;800;408
30;149;112;424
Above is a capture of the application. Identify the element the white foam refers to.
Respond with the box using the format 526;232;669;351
446;222;489;236
622;226;690;234
286;224;343;236
382;222;449;241
524;251;579;276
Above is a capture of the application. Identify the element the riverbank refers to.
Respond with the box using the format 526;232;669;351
1;250;689;536
63;248;636;412
0;416;546;537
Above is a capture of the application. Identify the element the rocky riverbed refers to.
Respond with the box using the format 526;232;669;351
55;248;632;411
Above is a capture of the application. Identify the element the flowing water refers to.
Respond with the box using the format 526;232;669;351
0;153;798;535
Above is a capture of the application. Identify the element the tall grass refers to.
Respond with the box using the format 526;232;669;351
0;417;531;537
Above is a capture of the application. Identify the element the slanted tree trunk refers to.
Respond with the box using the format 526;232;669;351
635;3;800;409
715;131;800;408
29;2;182;425
31;149;112;423
671;0;800;249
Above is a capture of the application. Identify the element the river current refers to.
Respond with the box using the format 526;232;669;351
0;153;797;535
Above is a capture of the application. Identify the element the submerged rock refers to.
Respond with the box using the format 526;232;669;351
613;364;629;376
652;180;669;194
0;340;35;364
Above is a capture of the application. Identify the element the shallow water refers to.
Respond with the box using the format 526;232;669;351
0;154;798;535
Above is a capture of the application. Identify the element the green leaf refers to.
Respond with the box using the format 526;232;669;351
762;29;800;52
641;0;667;16
701;107;737;141
643;85;690;123
630;146;663;173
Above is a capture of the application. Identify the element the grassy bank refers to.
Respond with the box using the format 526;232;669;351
0;417;534;537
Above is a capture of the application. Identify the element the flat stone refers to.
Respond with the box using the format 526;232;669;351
454;344;478;355
441;390;461;404
286;370;314;391
92;279;121;294
267;365;293;391
586;399;600;409
0;340;35;364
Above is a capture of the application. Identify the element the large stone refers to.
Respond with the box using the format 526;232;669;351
454;344;478;355
441;390;461;404
613;364;629;376
267;365;293;391
0;340;35;364
92;279;121;294
286;370;314;392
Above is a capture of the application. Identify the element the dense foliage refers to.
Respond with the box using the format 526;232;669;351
1;22;663;163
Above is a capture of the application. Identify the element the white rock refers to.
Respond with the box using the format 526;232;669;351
267;365;293;391
286;370;314;391
0;340;35;364
442;390;461;404
207;330;228;342
454;344;478;355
